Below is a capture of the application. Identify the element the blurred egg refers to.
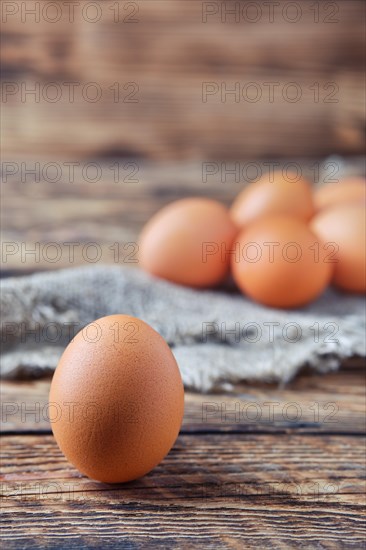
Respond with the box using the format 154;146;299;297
314;177;366;212
311;204;366;293
230;171;314;228
49;315;184;483
139;198;237;288
231;216;332;308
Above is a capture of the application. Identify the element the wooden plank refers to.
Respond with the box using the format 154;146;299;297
2;1;365;159
2;433;365;494
2;368;365;434
2;70;364;159
0;159;234;271
1;434;365;548
3;1;364;73
1;499;364;550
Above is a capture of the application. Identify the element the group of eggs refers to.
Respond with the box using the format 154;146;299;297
139;172;366;308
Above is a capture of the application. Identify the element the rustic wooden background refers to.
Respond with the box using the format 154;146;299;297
1;0;365;160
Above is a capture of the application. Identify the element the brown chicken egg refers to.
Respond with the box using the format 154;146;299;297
49;315;184;483
139;198;237;288
314;177;366;212
230;170;314;228
231;216;333;308
311;204;366;293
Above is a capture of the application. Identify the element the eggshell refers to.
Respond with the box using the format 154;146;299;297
311;204;366;293
139;198;237;288
314;177;366;212
231;216;333;308
49;315;184;483
230;171;314;228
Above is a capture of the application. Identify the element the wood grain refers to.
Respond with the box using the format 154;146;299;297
1;498;364;549
1;368;365;434
1;434;365;548
1;367;365;548
1;0;365;159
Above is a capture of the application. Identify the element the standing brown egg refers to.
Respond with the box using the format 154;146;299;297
49;315;184;483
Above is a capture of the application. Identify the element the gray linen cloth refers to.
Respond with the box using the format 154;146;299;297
1;265;365;391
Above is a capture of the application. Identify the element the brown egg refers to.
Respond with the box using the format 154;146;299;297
230;171;314;228
49;315;184;483
314;177;366;212
231;216;332;308
311;204;366;293
139;198;237;288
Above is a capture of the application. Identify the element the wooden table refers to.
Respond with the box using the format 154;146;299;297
1;159;365;547
1;366;365;548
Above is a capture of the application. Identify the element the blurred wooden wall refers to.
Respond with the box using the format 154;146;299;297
1;0;365;160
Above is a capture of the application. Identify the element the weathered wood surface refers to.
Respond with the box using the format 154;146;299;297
1;466;364;550
3;432;365;497
1;368;365;546
2;0;365;159
1;366;365;434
